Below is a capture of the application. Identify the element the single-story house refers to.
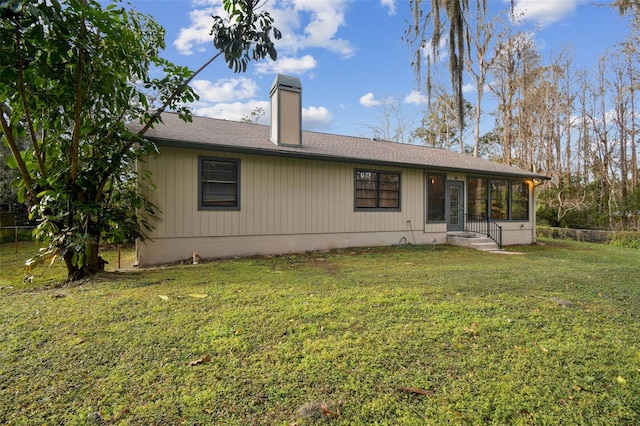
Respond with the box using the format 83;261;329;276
133;74;548;267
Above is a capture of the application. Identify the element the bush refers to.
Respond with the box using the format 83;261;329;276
609;231;640;249
535;205;559;227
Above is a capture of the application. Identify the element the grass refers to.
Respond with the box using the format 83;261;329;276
1;239;639;425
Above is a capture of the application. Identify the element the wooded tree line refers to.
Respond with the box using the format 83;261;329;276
406;0;640;231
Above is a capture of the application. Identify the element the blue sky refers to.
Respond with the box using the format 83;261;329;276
127;0;630;140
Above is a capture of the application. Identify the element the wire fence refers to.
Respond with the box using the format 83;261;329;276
0;225;37;253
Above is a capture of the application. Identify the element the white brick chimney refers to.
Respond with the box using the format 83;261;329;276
270;74;302;146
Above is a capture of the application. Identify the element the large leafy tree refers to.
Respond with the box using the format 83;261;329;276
0;0;280;280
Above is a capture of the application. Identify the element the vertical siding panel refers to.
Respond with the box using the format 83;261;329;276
163;148;175;238
224;210;232;236
280;158;287;234
323;163;331;233
326;162;333;233
244;154;254;235
274;157;281;234
174;149;185;237
315;162;322;233
331;163;336;233
294;161;303;234
307;162;314;234
143;154;155;238
262;156;270;234
200;153;210;238
280;158;288;234
184;151;194;237
348;164;355;233
312;163;319;234
182;149;190;236
300;160;307;234
153;147;164;238
146;152;162;238
336;164;350;232
274;157;283;235
266;157;274;235
293;160;300;234
238;154;247;235
307;160;314;233
338;163;343;233
286;158;294;234
297;160;303;234
310;163;317;234
260;158;269;234
269;157;278;235
252;157;260;234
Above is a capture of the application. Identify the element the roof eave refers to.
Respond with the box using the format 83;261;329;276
148;136;550;181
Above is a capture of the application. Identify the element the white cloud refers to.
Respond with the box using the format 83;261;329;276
255;55;318;75
175;0;355;58
193;102;332;130
462;83;476;94
191;77;259;103
283;0;355;58
381;0;396;16
193;100;271;124
302;106;333;130
360;92;381;108
404;90;427;105
174;4;224;55
512;0;580;27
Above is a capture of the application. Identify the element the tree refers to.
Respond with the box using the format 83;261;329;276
412;89;473;150
0;0;280;281
363;96;416;144
241;106;266;124
465;0;499;157
489;30;540;167
406;0;469;153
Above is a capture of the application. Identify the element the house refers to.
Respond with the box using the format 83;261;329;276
133;74;548;267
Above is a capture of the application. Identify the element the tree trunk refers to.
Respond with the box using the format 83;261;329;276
63;232;105;281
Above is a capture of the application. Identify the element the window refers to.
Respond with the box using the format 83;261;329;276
511;181;529;220
490;179;509;220
199;157;240;210
427;174;445;221
468;177;529;221
468;178;488;218
355;170;400;210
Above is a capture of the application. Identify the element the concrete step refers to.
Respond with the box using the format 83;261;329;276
472;241;502;251
446;233;502;252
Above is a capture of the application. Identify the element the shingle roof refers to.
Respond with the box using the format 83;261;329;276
131;113;548;180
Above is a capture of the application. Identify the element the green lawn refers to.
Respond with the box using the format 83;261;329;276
1;240;639;425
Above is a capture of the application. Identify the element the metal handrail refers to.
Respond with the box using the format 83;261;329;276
465;213;503;248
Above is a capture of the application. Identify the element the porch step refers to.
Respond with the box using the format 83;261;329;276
446;233;503;252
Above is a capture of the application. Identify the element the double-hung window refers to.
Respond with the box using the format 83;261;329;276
199;157;240;210
355;170;400;210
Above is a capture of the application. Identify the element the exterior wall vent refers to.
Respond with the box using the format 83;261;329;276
270;74;302;146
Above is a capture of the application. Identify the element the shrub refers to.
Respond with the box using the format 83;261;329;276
609;231;640;249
